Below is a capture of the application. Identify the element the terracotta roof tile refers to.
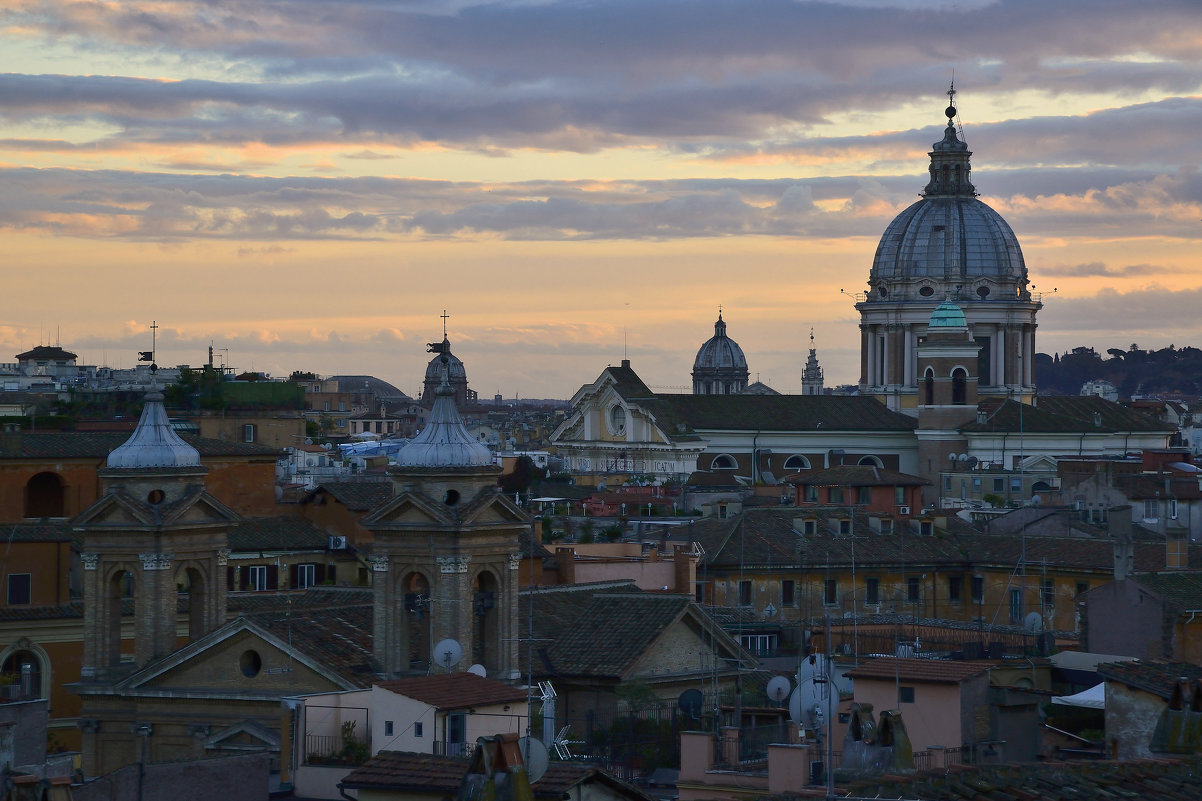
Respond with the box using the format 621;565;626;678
0;431;279;460
1096;659;1202;700
375;673;527;709
309;481;394;511
845;656;996;683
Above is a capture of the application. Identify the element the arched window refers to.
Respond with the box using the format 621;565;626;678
923;368;935;406
472;571;500;672
711;454;737;470
1;649;45;699
952;368;967;405
25;472;65;518
857;455;884;468
783;455;811;471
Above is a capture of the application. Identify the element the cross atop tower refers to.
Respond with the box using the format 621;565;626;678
440;310;450;339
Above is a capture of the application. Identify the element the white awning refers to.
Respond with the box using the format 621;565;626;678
1051;682;1105;709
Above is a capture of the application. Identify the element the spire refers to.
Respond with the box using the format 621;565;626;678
397;355;493;468
714;306;727;337
106;390;201;469
802;328;824;396
923;82;976;197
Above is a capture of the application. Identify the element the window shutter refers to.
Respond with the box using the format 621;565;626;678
327;565;336;584
226;566;235;591
267;564;279;590
289;563;299;588
315;564;326;584
239;566;248;591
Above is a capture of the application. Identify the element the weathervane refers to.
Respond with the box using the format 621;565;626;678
138;320;158;374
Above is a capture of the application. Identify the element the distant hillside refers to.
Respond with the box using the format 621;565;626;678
1035;345;1202;398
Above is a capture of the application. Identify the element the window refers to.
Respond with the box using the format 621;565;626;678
952;368;967;405
414;722;423;738
1143;499;1160;519
695;582;706;604
738;580;752;606
385;721;394;737
943;475;951;490
7;573;31;605
1170;498;1179;519
718;504;728;519
895;487;906;505
805;486;818;502
971;576;984;603
857;486;872;505
784;455;810;471
923;368;934;405
1041;579;1055;607
972;477;981;491
323;401;330;411
248;565;269;592
899;686;915;704
866;578;880;606
1076;582;1089;598
907;577;920;603
782;580;795;606
879;518;893;534
336;419;345;428
803;519;817;535
829;487;844;504
242;424;257;443
295;563;316;589
1010;476;1022;492
824;579;838;606
1009;588;1024;623
920;520;933;536
448;713;466;753
712;454;736;470
339;401;346;412
838;519;851;535
740;634;778;656
993;478;1004;492
948;576;962;603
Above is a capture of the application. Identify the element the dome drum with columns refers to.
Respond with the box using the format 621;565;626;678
856;92;1040;413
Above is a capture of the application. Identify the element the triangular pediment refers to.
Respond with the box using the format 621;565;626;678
115;618;355;694
205;719;281;751
361;491;453;527
458;491;529;526
74;488;239;529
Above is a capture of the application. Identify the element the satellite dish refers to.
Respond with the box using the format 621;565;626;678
518;736;549;784
433;638;463;670
766;676;791;703
1023;611;1045;633
790;678;829;731
304;437;313;445
677;688;704;720
467;663;487;678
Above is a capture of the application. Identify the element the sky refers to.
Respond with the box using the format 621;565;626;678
2;0;1200;400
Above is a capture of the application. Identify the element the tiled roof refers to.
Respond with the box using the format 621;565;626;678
0;431;280;460
1132;572;1202;610
227;587;373;614
844;656;995;683
309;481;394;511
782;465;929;487
962;395;1172;434
641;394;918;433
685;470;746;489
229;516;330;552
1096;659;1202;700
545;593;693;678
687;507;1202;574
341;750;653;801
518;582;642;676
241;591;376;686
375;673;527;709
842;755;1202;801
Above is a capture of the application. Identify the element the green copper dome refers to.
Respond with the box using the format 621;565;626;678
928;299;968;329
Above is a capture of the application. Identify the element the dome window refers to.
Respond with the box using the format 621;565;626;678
977;286;990;298
919;286;935;297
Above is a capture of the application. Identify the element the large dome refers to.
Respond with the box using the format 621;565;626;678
692;312;749;395
871;196;1025;282
869;104;1026;293
694;313;747;371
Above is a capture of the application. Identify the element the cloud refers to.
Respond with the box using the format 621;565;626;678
1039;261;1186;278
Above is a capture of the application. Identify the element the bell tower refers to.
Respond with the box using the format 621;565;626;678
363;356;527;679
77;388;236;679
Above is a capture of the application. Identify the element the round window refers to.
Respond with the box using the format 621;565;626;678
609;405;626;434
919;286;935;297
147;489;165;505
240;649;262;678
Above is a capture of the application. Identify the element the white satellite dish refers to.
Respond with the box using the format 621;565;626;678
1024;611;1045;633
766;675;791;703
798;653;829;684
467;663;487;678
433;638;463;671
518;736;549;784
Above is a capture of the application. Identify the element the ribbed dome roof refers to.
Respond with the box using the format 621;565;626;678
397;360;493;468
694;313;747;371
106;391;200;469
871;106;1025;284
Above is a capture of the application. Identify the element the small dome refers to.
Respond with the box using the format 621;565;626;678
928;300;968;329
694;314;748;371
398;360;493;468
423;339;467;385
106;391;200;469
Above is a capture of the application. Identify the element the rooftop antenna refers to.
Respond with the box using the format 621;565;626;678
947;77;965;141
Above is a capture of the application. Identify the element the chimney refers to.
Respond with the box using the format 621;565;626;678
1109;505;1133;580
555;546;576;584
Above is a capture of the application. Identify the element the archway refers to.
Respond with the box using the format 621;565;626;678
952;368;967;405
107;569;133;666
1;648;46;699
178;565;208;640
25;472;65;518
923;368;935;405
472;571;499;672
402;572;431;671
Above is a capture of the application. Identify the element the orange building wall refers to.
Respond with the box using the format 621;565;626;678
1;541;72;608
0;461;103;521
